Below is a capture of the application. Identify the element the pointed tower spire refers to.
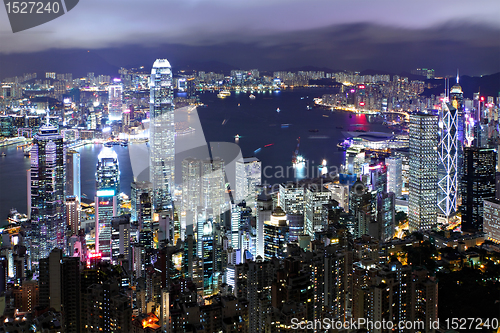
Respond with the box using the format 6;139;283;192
456;69;459;84
46;109;50;126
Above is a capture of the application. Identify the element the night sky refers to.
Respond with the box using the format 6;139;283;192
0;0;499;76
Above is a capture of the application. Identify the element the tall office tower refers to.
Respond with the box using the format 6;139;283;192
130;181;152;223
181;158;202;234
349;180;373;237
437;102;459;220
65;195;81;236
247;259;274;333
376;191;395;241
111;216;131;266
29;122;66;266
150;59;175;211
230;201;251;250
263;206;289;260
386;156;402;197
195;207;213;258
450;77;465;182
65;150;81;200
409;113;438;232
236;157;262;201
202;220;215;297
107;83;123;121
305;185;333;237
201;158;226;220
278;183;304;214
38;249;81;332
484;198;500;243
95;148;120;261
461;147;496;232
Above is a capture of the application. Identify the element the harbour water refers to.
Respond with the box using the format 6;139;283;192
0;88;390;223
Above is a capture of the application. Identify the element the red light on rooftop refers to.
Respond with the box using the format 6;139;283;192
481;97;485;101
359;102;365;106
359;85;365;89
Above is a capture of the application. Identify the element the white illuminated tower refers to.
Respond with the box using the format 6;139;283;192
150;59;175;211
29;122;66;266
108;83;123;121
437;102;459;220
409;113;438;231
95;147;120;261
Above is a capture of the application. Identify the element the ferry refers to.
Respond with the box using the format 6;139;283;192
24;145;32;156
249;94;256;99
319;159;328;175
217;90;231;99
276;108;280;113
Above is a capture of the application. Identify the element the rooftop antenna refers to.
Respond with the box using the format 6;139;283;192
46;109;50;126
456;69;459;84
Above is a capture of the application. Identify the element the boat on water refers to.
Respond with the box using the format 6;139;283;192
1;152;6;157
121;141;128;147
249;94;256;99
319;159;328;175
264;143;274;147
276;108;280;113
235;134;241;139
217;90;231;98
104;142;113;148
254;148;262;153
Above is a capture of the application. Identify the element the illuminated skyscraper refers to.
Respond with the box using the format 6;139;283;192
409;113;438;231
386;157;402;197
437;102;459;220
108;83;123;121
29;122;66;266
95;147;120;261
149;59;175;211
263;206;289;260
65;149;81;200
461;147;496;232
65;195;81;236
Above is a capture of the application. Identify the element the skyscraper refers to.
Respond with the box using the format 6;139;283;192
409;113;438;232
461;147;496;232
107;83;123;121
386;156;402;197
29;122;66;266
95;147;120;261
65;196;81;236
149;59;175;211
437;102;459;220
65;149;81;200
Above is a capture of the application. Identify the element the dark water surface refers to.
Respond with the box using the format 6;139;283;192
0;88;390;223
